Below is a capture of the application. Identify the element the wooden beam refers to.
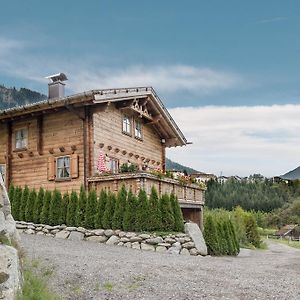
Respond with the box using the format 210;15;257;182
36;116;43;155
5;122;12;189
65;105;85;120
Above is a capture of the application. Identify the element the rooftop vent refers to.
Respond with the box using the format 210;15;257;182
45;73;68;99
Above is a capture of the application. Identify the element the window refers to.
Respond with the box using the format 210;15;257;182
134;119;143;139
122;115;131;135
15;128;28;150
107;157;119;174
0;164;6;184
56;156;70;179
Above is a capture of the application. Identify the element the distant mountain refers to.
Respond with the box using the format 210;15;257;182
0;84;46;110
166;158;199;175
280;166;300;180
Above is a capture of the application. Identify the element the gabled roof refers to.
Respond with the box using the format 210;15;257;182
0;87;188;147
275;224;298;236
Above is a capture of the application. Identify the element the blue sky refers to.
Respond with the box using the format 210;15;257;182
1;0;300;176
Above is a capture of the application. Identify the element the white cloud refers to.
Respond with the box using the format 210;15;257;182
167;105;300;177
257;16;288;24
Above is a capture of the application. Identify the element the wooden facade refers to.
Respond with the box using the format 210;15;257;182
0;87;205;226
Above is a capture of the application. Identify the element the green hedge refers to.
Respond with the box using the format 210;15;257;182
9;184;185;233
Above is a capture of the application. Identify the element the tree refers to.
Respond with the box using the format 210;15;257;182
40;190;52;224
19;185;30;221
160;194;175;231
95;190;108;229
33;187;45;224
222;220;235;255
203;215;220;255
244;214;261;247
170;193;184;232
148;187;161;231
135;189;149;232
49;189;62;225
8;184;15;205
76;186;87;227
25;188;36;222
12;186;22;220
112;185;127;230
66;191;78;226
123;189;137;231
85;189;97;229
61;192;70;225
102;192;116;229
228;219;240;255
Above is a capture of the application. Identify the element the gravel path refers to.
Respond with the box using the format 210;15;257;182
21;234;300;300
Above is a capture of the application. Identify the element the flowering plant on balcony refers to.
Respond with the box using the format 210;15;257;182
120;162;138;173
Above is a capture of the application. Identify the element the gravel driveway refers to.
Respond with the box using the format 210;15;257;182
21;234;300;300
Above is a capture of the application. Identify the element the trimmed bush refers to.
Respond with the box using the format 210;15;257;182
204;215;220;255
33;187;45;224
135;189;149;232
61;192;70;225
49;189;62;225
228;219;240;255
66;191;78;226
148;187;161;231
40;190;52;224
8;184;15;205
170;193;184;232
112;185;127;230
102;192;116;229
76;186;87;227
160;194;175;231
25;189;36;222
12;186;22;220
123;189;137;231
95;190;108;229
19;186;30;221
85;189;97;229
244;214;261;247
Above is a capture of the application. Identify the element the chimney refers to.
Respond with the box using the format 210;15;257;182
45;73;68;99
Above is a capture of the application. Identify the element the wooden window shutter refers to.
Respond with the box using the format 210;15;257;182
71;154;79;178
47;156;55;181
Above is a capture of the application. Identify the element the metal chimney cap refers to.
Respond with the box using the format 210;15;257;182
45;73;68;83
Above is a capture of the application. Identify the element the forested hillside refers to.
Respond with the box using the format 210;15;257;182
0;84;46;110
165;158;198;174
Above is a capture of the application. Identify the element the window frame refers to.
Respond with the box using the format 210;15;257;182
134;119;143;140
122;115;132;136
14;127;28;151
107;157;119;174
56;156;71;181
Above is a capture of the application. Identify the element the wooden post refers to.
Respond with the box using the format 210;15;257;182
37;115;43;155
161;145;166;172
83;107;90;190
5;122;12;190
199;206;204;232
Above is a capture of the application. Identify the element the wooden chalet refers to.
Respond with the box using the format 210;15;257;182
0;73;205;227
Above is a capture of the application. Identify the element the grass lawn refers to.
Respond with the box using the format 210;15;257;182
268;237;300;250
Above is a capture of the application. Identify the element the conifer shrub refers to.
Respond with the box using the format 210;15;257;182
244;214;261;247
112;185;127;230
8;184;15;205
160;193;175;231
123;189;137;231
102;192;116;229
148;187;161;231
204;215;220;255
33;187;45;224
228;219;240;255
95;189;108;229
40;190;52;224
12;186;22;220
170;193;184;232
135;189;149;232
222;220;235;255
19;186;30;221
25;189;36;222
61;192;70;225
76;186;87;227
66;191;78;226
49;189;62;225
85;189;97;229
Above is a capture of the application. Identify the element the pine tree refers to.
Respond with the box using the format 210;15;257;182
40;190;52;224
244;215;261;247
66;191;78;226
135;189;149;232
160;194;175;231
216;221;226;255
85;189;97;229
102;192;116;229
123;189;137;231
49;189;62;225
94;189;108;229
8;184;15;205
19;185;30;221
24;188;36;222
76;186;87;227
112;185;127;230
12;186;22;220
170;193;184;232
203;215;220;255
148;187;161;231
223;220;235;255
61;192;70;225
33;187;45;224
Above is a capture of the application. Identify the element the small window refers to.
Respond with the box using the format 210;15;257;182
122;115;131;135
107;158;119;174
15;128;28;149
134;119;143;140
0;164;6;184
56;156;70;179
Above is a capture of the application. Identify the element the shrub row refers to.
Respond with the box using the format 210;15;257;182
8;185;184;232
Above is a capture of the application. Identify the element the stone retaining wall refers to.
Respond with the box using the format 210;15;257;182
17;221;206;256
